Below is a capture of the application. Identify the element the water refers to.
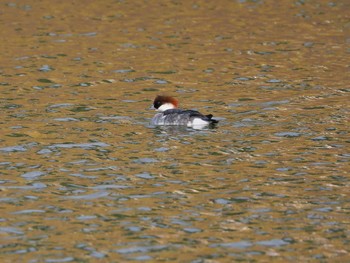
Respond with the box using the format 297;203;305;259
1;0;349;262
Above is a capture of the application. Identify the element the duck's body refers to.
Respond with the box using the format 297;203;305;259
151;95;218;128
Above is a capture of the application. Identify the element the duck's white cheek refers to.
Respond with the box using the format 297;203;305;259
158;103;175;111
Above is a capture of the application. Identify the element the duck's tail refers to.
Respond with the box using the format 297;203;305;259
206;114;219;124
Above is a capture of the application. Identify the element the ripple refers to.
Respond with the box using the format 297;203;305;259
274;132;301;138
54;118;80;122
48;142;110;149
45;257;75;263
12;209;45;214
0;227;24;235
210;241;252;249
135;172;154;179
256;238;291;247
64;191;110;200
21;171;46;180
115;245;168;254
183;227;202;233
0;145;27;153
92;184;131;190
4;183;47;189
133;158;159;164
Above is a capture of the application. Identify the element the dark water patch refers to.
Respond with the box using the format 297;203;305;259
311;136;330;141
33;84;62;90
6;133;29;137
148;70;177;74
231;197;251;203
113;69;135;73
235;77;254;81
237;146;257;153
309;162;333;167
259;85;279;90
92;184;131;190
260;100;290;107
303;106;326;110
70;106;94;112
233;118;268;128
238;97;255;101
122;76;153;83
132;158;159;164
97;116;132;124
209;241;252;249
274;132;301;138
254;51;274;55
142;87;159;92
234;110;259;116
1;104;21;109
84;166;118;172
115;244;169;254
48;142;109;149
101;79;114;84
37;78;54;83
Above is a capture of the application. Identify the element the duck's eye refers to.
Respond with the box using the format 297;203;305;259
154;101;161;109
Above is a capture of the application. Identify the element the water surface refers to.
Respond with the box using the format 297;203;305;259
0;0;349;262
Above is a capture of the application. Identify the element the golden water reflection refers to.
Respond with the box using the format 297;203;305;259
0;0;349;262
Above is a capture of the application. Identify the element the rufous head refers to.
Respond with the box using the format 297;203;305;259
153;95;179;112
